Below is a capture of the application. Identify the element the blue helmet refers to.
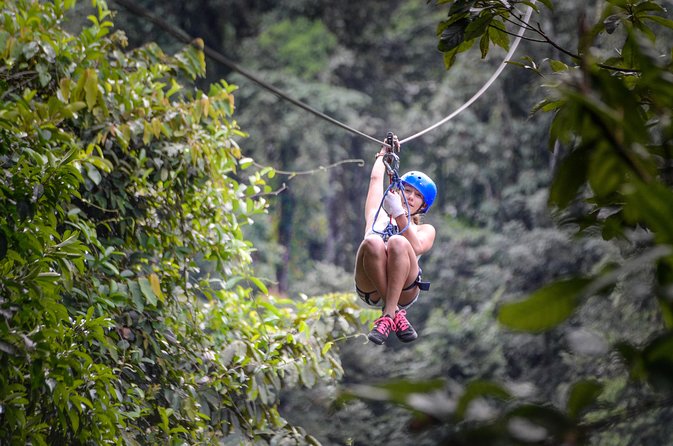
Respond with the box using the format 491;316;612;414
400;171;437;214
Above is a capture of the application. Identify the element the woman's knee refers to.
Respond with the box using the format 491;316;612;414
360;236;386;254
386;235;412;255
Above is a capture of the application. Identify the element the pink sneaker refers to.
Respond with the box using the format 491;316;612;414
368;315;396;345
393;309;418;342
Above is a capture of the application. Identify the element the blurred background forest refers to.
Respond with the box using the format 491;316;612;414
3;0;673;445
107;1;671;445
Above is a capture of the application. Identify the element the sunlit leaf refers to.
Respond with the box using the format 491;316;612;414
488;20;509;50
548;59;569;72
138;277;157;306
84;68;98;110
248;276;268;295
149;273;164;301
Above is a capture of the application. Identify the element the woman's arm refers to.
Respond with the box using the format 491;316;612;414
362;139;397;234
392;212;436;255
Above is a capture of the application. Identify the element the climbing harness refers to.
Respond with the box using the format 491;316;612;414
110;0;536;151
356;267;430;308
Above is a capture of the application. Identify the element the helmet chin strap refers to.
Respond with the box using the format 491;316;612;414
407;201;427;217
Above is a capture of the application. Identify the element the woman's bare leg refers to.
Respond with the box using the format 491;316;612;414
354;236;388;303
382;235;419;316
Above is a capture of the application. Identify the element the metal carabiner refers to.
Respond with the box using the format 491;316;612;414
382;152;399;178
382;131;400;179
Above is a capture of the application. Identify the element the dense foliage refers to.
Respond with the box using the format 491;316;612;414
5;0;673;445
0;0;367;444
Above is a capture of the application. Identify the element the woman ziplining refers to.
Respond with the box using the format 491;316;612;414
354;133;437;345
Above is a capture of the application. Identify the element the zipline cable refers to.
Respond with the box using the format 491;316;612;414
399;2;535;144
110;0;534;149
109;0;389;148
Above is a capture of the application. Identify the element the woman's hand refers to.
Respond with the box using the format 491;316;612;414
383;191;405;217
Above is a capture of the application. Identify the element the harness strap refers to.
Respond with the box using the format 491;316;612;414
408;268;431;292
417;279;431;291
357;268;430;301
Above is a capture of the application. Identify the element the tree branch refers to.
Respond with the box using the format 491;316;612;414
251;158;365;178
498;15;641;74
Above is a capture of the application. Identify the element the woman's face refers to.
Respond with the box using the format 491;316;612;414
402;184;425;214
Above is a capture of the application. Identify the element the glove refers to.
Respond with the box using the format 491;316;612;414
383;192;405;218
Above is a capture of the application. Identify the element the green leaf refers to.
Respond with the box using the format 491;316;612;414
67;406;80;432
87;156;113;173
464;13;492;41
566;379;603;419
498;278;592;332
642;14;673;30
479;33;490;58
22;41;40;60
605;0;630;8
149;273;164;301
86;164;102;185
128;280;144;312
224;276;243;289
443;47;460;69
588;144;624;198
548;59;569;72
63;101;86;118
621;332;673;391
84;68;99;110
549;147;589;208
634;2;665;14
239;157;253;169
438;19;468;53
36;63;51;87
487;20;509;51
248;276;268;295
138;277;157;306
624;181;673;244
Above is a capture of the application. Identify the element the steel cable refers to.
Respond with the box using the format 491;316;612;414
110;0;535;149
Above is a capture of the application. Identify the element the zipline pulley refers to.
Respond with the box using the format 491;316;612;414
382;131;400;183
